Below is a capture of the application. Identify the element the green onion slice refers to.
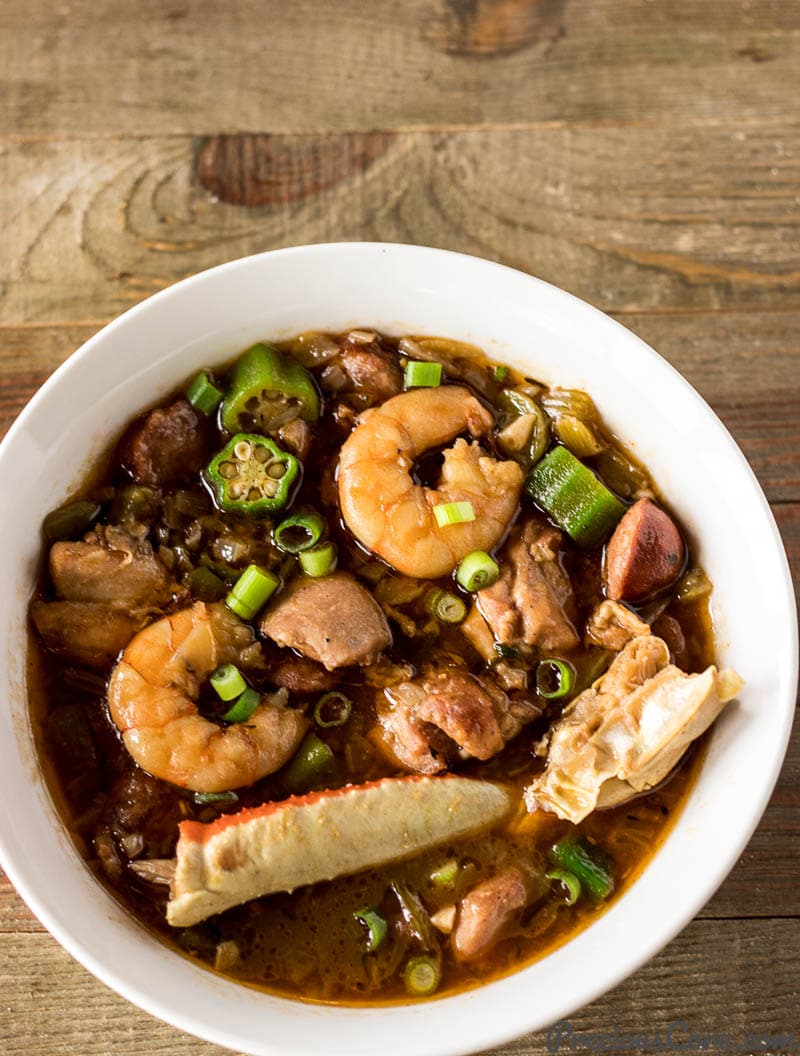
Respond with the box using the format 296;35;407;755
313;691;353;728
526;446;625;548
274;512;326;554
403;955;441;997
430;859;459;887
353;907;388;953
222;687;261;723
299;541;337;578
284;733;334;793
186;371;224;416
192;790;239;805
210;664;247;702
226;564;280;620
425;589;467;625
433;501;475;528
536;659;576;700
491;365;510;382
404;361;443;389
456;550;499;592
546;868;581;906
550;837;615;901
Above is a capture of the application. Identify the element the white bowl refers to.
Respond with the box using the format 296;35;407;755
0;243;796;1056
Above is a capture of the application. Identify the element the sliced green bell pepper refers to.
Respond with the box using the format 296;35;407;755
221;343;320;436
206;433;300;517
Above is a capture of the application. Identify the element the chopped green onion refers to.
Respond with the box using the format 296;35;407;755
492;365;510;382
550;837;615;901
192;790;239;805
210;664;248;702
43;500;102;543
526;446;625;548
226;564;280;620
274;512;326;554
284;733;334;793
433;501;475;528
536;659;576;700
403;955;441;997
186;371;224;415
313;691;352;728
404;361;443;389
430;859;459;887
299;541;337;578
456;550;499;592
222;687;261;723
425;589;467;625
354;907;388;952
546;868;581;906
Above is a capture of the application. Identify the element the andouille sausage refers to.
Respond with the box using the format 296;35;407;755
604;499;685;603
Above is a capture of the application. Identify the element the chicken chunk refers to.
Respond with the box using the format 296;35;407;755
260;572;392;670
119;399;210;488
452;868;530;963
50;525;174;607
524;636;743;822
377;669;538;774
477;517;578;655
31;601;145;669
584;599;651;651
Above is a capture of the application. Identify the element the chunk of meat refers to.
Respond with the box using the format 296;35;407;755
49;525;174;607
377;669;538;774
525;636;744;822
31;600;144;669
320;342;403;408
584;599;651;651
452;868;530;963
119;399;209;487
260;572;392;670
270;656;335;694
477;517;578;654
604;499;685;603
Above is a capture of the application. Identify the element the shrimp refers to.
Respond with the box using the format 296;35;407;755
107;602;308;793
337;385;525;578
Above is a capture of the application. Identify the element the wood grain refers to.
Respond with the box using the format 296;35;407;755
2;1;800;135
2;124;800;325
1;918;798;1054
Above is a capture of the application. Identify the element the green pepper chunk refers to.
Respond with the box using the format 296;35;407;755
495;388;550;468
206;434;300;517
221;343;320;436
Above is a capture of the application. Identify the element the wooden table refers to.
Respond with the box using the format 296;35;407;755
1;2;798;1052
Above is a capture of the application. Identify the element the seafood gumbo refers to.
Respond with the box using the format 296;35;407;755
29;330;742;1002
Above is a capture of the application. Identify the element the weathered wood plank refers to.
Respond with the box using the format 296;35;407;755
0;919;798;1055
2;125;800;326
3;311;798;504
2;1;800;135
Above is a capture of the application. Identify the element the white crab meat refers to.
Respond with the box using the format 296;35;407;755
524;636;743;823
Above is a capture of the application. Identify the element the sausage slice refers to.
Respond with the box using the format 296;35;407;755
604;499;684;603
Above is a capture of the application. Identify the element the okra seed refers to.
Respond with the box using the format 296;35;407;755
267;461;287;479
253;445;269;463
218;461;239;479
234;441;252;461
264;480;279;498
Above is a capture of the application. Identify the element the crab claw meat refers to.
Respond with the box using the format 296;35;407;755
166;774;511;927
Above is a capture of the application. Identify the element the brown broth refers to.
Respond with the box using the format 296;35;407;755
26;329;718;1004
